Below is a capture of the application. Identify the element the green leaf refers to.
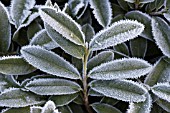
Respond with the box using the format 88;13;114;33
82;24;95;43
88;58;152;80
152;83;170;102
0;74;20;92
91;103;122;113
39;7;85;45
124;0;135;3
45;24;85;59
41;100;56;113
87;51;114;72
113;43;129;58
2;107;30;113
69;103;84;113
30;29;59;50
21;45;81;79
127;93;152;113
58;106;73;113
88;88;103;97
89;20;144;51
0;56;36;75
124;0;154;3
89;0;112;27
130;38;147;58
151;17;170;58
0;2;11;53
100;97;119;106
125;11;153;41
117;0;129;11
90;79;147;102
10;0;36;28
145;57;170;86
50;93;78;106
25;78;81;95
156;98;170;112
27;21;42;39
0;88;45;107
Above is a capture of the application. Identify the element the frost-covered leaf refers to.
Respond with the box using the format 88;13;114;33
0;56;36;75
127;93;152;113
117;0;129;11
68;0;84;16
45;24;85;59
30;29;59;50
21;45;80;79
82;24;95;43
87;51;114;72
125;11;153;41
88;88;103;97
10;0;36;28
130;38;147;58
88;58;152;80
2;107;30;113
0;74;20;92
113;43;129;58
151;17;170;58
25;78;81;95
164;9;170;22
90;79;147;102
30;106;42;113
156;98;170;112
145;57;170;86
58;106;72;113
124;0;154;3
27;21;42;39
45;0;53;7
100;97;119;106
151;82;170;102
39;7;85;45
50;93;78;106
91;103;122;113
0;88;45;107
89;20;144;51
41;100;56;113
89;0;112;27
0;2;11;53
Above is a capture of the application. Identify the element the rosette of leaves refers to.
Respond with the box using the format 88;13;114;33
0;0;170;113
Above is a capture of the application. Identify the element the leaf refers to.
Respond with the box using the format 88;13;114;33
89;79;147;102
151;82;170;102
27;21;42;39
87;51;114;72
156;98;170;112
117;0;129;11
127;93;152;113
89;20;144;51
25;78;81;95
145;57;170;86
50;93;78;106
82;24;95;43
0;88;45;107
125;11;153;41
39;7;85;45
124;0;154;3
41;100;56;113
58;106;72;113
2;107;30;113
151;17;170;58
88;58;152;80
130;38;147;58
45;24;85;59
100;97;119;106
91;103;122;113
89;0;112;27
21;45;81;79
0;56;36;75
30;29;59;50
113;43;129;58
69;103;84;113
30;106;42;113
0;74;20;92
164;9;170;22
0;2;11;53
88;88;103;97
10;0;36;28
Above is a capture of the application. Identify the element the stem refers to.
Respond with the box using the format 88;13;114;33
82;46;93;113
